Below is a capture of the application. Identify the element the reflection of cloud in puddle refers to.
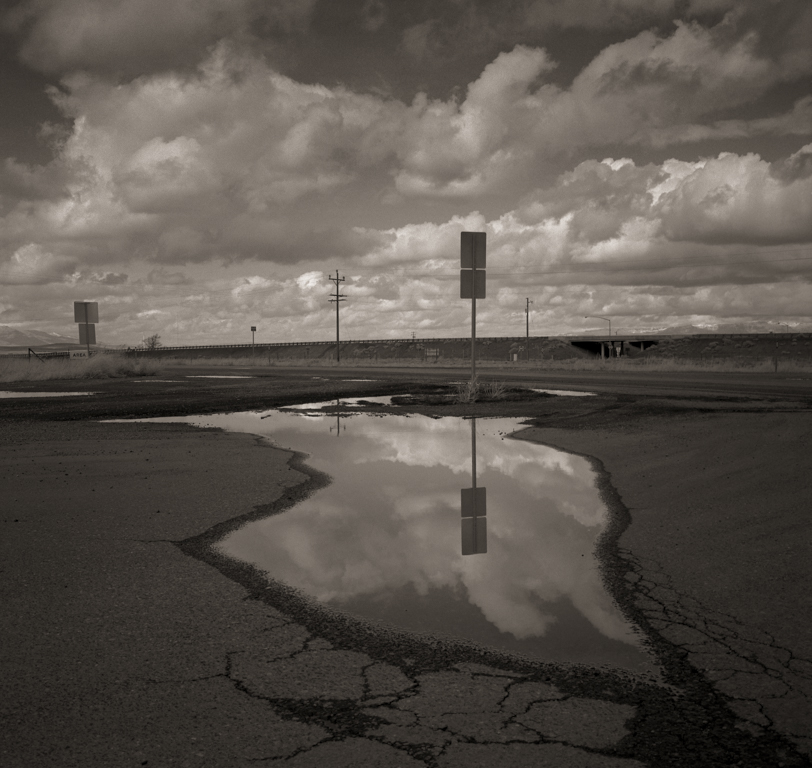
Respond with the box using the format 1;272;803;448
214;414;636;653
186;375;254;379
138;410;646;667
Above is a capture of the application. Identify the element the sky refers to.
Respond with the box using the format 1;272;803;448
1;0;811;346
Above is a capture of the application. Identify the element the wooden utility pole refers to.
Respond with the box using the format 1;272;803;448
328;270;346;363
525;298;533;360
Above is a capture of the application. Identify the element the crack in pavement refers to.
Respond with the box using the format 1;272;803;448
619;548;812;758
200;599;810;767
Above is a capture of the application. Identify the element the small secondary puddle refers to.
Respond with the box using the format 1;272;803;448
0;391;95;398
144;408;652;673
186;375;254;379
281;396;394;410
532;388;596;397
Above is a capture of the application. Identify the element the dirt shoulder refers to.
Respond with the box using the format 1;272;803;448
2;373;811;767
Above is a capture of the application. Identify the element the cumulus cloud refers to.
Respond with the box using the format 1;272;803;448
658;148;812;244
4;14;810;268
2;3;810;342
0;45;401;266
0;243;76;284
388;17;812;197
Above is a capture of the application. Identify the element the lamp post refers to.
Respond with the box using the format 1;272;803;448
585;315;612;360
585;315;611;337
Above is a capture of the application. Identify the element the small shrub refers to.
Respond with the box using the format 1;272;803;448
483;380;506;399
453;378;480;403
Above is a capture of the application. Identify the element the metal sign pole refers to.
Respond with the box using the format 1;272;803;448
460;231;486;392
471;283;476;387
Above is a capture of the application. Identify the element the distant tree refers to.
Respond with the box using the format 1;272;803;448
141;333;162;351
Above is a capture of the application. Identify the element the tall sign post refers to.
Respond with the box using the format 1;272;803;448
460;232;486;388
526;298;533;360
74;301;98;356
461;417;487;555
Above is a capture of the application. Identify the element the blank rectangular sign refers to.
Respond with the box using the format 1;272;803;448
461;487;487;517
460;231;486;270
78;324;96;345
460;269;486;299
461;516;487;555
74;302;99;324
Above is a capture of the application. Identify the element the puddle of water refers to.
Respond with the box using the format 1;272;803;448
142;409;652;673
532;388;596;397
186;375;254;379
0;391;95;398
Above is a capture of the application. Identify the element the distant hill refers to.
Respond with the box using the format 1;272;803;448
0;325;78;347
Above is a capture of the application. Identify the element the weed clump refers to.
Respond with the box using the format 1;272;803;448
453;378;508;403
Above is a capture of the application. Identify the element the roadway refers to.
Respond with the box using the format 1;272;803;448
166;362;812;402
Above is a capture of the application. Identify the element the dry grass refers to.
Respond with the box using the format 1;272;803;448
0;354;159;383
452;378;508;403
483;380;507;398
453;378;480;403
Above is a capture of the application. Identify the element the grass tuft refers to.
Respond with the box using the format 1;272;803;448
453;378;480;403
452;378;508;403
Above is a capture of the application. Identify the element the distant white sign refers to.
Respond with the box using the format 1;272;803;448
70;350;89;359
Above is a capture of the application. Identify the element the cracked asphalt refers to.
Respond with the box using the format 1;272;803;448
1;371;811;767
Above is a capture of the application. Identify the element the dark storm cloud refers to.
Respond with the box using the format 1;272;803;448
3;0;317;78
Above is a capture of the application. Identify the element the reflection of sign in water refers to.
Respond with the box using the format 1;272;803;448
461;417;487;555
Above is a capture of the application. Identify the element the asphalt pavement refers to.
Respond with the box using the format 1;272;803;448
2;371;810;767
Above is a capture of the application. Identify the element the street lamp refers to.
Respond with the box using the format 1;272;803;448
585;315;612;336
